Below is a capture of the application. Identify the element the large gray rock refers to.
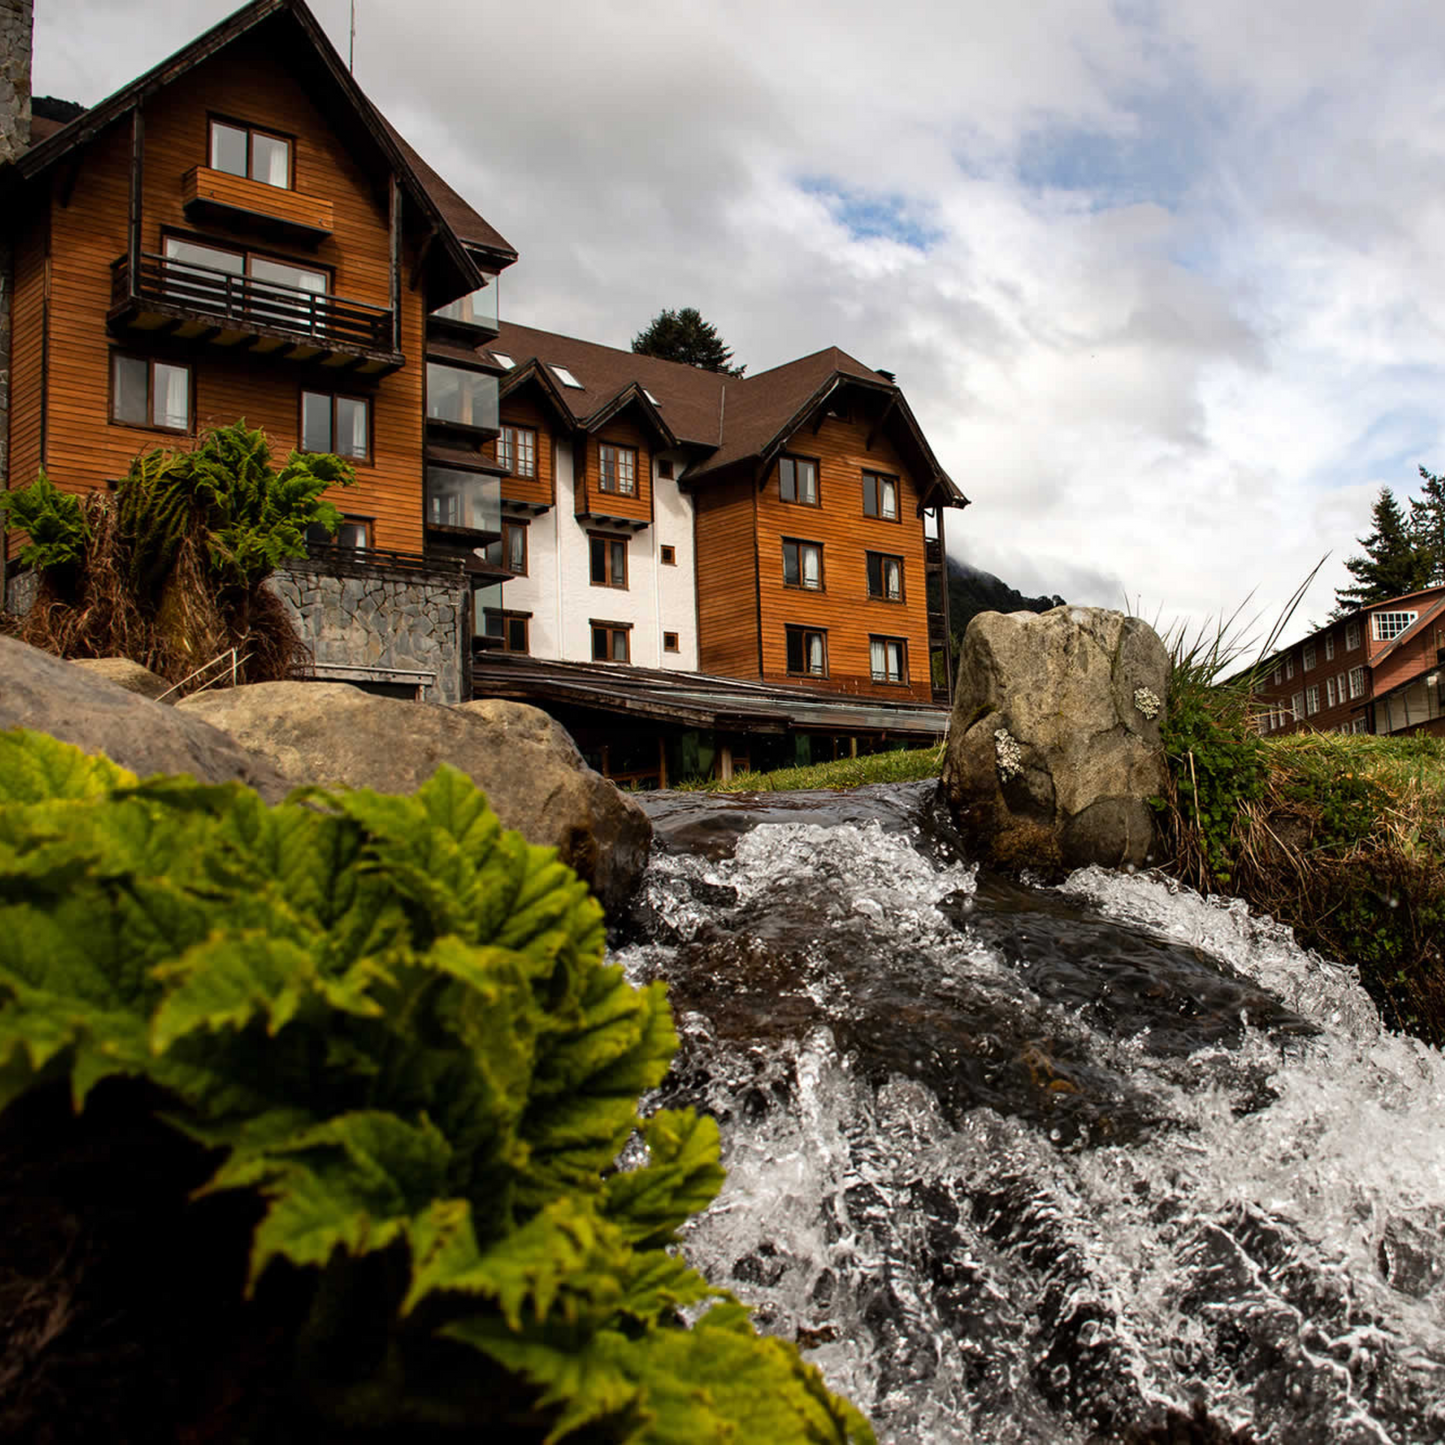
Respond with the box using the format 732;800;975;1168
0;636;292;800
178;683;652;912
940;607;1169;871
68;657;173;702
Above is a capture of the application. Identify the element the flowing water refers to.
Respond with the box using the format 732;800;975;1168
615;781;1445;1444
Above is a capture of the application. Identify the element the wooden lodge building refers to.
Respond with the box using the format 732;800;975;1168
0;0;968;783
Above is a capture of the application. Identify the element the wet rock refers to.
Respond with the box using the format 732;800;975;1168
940;606;1169;871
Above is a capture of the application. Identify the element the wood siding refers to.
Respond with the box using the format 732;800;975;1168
755;416;934;701
183;165;335;234
575;415;652;523
6;213;47;497
693;469;760;678
488;392;555;508
18;33;428;552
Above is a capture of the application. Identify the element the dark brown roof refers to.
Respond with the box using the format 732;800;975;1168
492;322;965;505
28;114;70;145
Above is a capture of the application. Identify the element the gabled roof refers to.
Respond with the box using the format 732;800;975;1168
491;322;967;507
3;0;513;288
1367;589;1445;667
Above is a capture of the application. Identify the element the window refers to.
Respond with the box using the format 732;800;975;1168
111;354;191;432
483;610;530;654
1272;665;1282;685
660;545;676;566
1337;673;1348;707
1325;632;1336;661
663;632;680;653
550;364;583;389
779;455;819;506
491;351;515;370
592;622;631;663
497;424;537;478
870;636;908;685
1306;685;1320;716
1351;717;1369;734
209;118;290;188
301;391;369;460
598;443;637;496
1326;677;1337;708
1373;610;1418;641
1348;666;1365;700
427;364;498;429
782;539;824;590
161;237;328;329
643;388;660;405
1292;692;1305;720
306;516;370;550
785;625;827;677
1346;620;1361;650
866;552;904;602
658;458;675;480
1285;655;1295;681
1303;641;1316;670
485;520;527;575
862;471;899;521
590;533;628;588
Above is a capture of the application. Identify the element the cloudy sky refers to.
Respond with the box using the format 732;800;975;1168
33;0;1445;648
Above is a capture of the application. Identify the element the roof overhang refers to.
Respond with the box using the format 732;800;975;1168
583;382;679;450
500;357;579;429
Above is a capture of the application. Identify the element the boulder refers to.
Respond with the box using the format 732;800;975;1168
178;683;652;912
0;636;292;801
940;607;1169;871
68;657;173;702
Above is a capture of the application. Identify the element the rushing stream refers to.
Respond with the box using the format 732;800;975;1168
615;781;1445;1444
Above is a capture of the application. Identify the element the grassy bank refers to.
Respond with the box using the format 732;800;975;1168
673;744;946;793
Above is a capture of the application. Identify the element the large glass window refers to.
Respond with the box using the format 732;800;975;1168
866;552;904;601
111;353;190;432
785;625;827;677
301;391;369;461
426;469;500;534
431;279;498;332
427;364;499;430
779;455;819;506
870;636;907;684
209;119;291;188
862;472;899;521
782;539;823;590
598;443;637;496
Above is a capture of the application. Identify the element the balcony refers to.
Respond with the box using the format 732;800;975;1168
109;253;402;375
426;363;499;435
182;165;334;245
429;277;499;339
426;467;501;541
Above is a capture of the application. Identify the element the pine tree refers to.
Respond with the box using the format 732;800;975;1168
1408;465;1445;585
631;308;745;376
1333;487;1432;616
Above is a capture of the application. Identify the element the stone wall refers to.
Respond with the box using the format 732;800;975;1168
4;564;35;616
1;0;33;555
270;557;469;704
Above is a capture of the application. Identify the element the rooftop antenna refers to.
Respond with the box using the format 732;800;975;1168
349;0;356;72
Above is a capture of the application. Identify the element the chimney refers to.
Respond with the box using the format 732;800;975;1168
2;0;32;608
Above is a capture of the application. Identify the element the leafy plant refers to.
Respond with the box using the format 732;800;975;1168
0;469;92;571
0;730;872;1444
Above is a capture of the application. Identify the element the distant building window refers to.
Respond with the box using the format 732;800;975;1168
1285;655;1295;681
862;471;899;521
1306;685;1320;716
590;533;628;589
598;443;637;496
870;636;908;684
1373;610;1418;641
1324;632;1335;661
663;631;680;653
484;610;530;654
497;424;537;478
301;391;369;460
779;455;819;506
782;539;824;590
306;516;371;551
111;354;191;432
1347;666;1365;700
592;622;631;663
1303;641;1316;670
1272;665;1282;685
866;551;904;602
1292;691;1305;720
785;625;828;677
1326;677;1337;708
550;364;584;389
1345;620;1361;650
1351;716;1369;734
209;118;290;188
660;545;676;566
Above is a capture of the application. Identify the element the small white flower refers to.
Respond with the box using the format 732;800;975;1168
1133;686;1161;720
994;727;1023;781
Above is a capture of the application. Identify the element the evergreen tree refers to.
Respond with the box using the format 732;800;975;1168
1333;487;1431;616
632;307;745;375
1408;465;1445;585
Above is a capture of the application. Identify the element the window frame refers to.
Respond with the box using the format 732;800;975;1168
660;544;677;566
299;389;372;464
1285;655;1295;681
1303;641;1316;671
306;514;372;552
869;634;909;686
497;423;538;479
483;609;531;655
1292;691;1305;720
597;442;639;497
109;352;193;434
784;624;829;678
1345;620;1361;650
1348;666;1365;700
781;538;825;592
779;454;820;508
1306;684;1320;716
589;531;629;589
862;470;900;523
498;519;528;576
591;620;632;663
1325;632;1336;661
207;115;295;190
663;631;680;653
1372;610;1419;642
865;550;906;603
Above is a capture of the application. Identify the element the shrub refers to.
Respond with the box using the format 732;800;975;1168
0;469;92;572
0;729;873;1444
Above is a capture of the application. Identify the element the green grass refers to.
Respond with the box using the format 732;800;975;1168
673;745;946;794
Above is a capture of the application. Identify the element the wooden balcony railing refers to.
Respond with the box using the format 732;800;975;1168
112;253;394;354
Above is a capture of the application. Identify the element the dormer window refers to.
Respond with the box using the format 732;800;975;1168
209;119;291;189
550;364;583;389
